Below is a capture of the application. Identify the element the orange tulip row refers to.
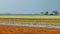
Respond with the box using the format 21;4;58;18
0;26;60;34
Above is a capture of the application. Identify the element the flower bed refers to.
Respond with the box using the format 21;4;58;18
0;26;60;34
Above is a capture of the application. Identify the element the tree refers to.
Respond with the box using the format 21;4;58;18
44;11;48;15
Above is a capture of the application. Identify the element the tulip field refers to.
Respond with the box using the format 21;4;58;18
0;15;60;34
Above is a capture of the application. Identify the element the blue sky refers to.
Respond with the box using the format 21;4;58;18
0;0;60;14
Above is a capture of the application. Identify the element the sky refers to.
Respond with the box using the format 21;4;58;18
0;0;60;14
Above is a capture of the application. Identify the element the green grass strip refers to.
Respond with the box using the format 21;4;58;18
0;16;60;19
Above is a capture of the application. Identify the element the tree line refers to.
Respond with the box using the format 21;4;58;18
43;10;59;15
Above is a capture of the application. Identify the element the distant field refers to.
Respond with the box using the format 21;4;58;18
0;18;60;26
0;15;60;26
0;15;60;19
